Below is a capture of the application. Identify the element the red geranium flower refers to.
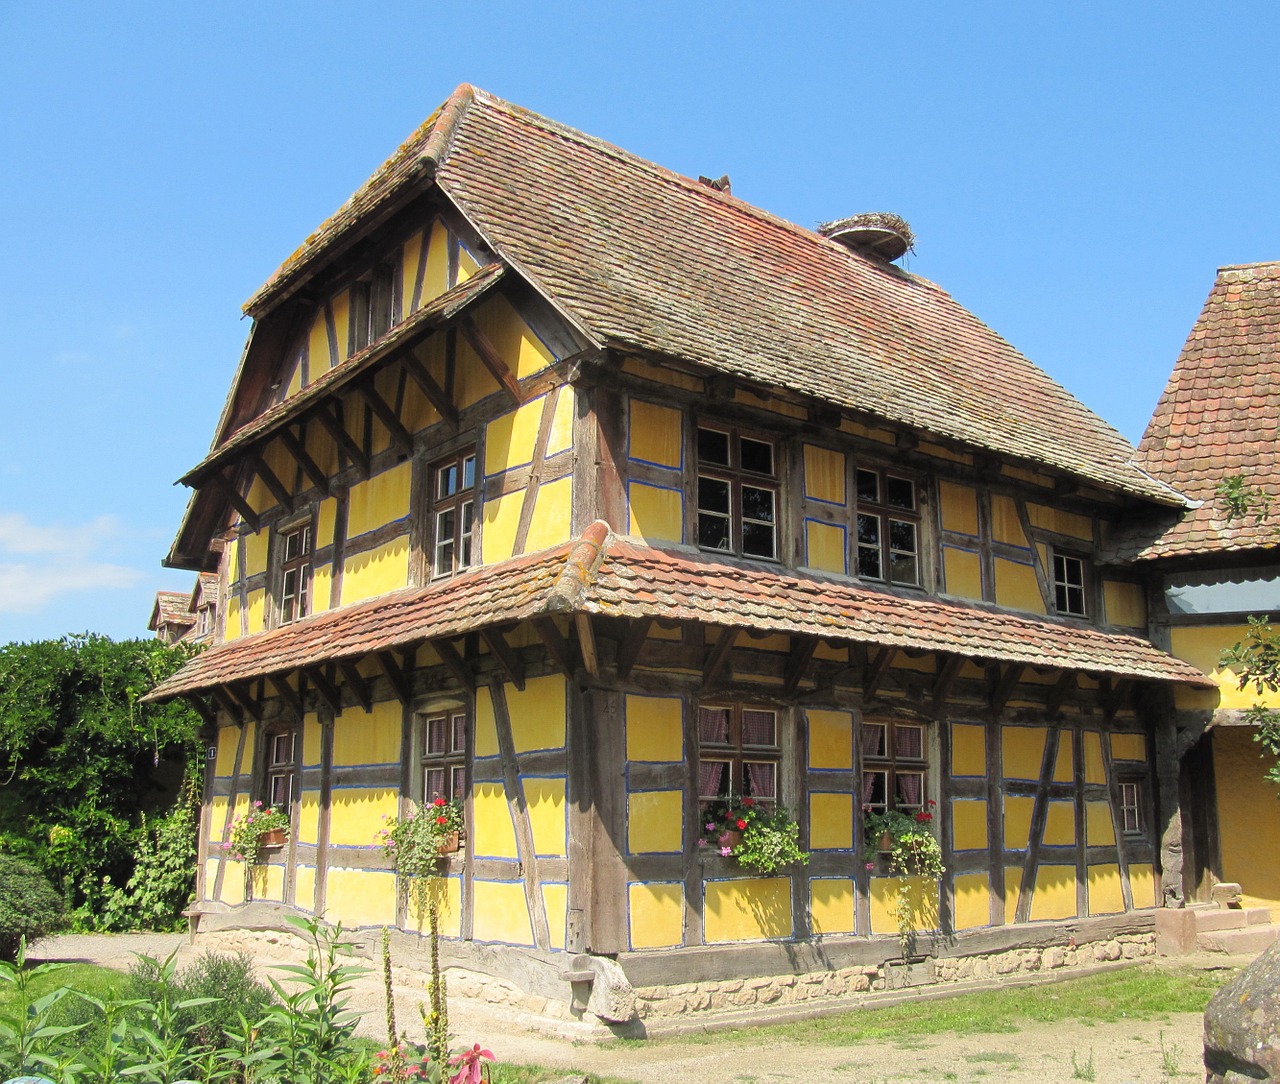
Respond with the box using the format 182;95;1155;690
735;818;748;830
433;797;447;807
436;815;448;825
742;797;755;807
915;811;932;823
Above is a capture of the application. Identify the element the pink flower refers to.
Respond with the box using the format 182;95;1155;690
865;861;875;870
705;822;716;831
720;846;732;856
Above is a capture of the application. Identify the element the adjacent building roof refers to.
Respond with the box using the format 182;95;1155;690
149;591;196;634
1116;263;1280;561
243;85;1181;508
146;525;1210;702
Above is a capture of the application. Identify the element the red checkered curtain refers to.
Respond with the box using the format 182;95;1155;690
746;761;776;802
700;759;726;798
698;707;730;745
895;725;923;759
862;722;886;757
897;772;922;807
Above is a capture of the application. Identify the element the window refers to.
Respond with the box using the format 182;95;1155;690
279;523;313;624
1119;780;1143;836
431;450;477;578
1053;552;1087;617
696;427;778;560
861;720;929;814
697;705;779;814
421;710;468;802
266;730;295;812
855;469;920;586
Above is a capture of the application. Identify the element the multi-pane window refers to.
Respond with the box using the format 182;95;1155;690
280;523;312;624
855;470;920;586
1119;781;1143;835
696;427;778;560
1053;552;1087;616
421;711;468;803
431;451;477;578
266;731;295;812
861;720;929;814
697;705;779;814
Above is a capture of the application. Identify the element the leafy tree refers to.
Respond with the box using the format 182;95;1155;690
0;634;200;921
1220;619;1280;792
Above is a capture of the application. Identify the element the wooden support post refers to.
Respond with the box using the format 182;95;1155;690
481;628;525;691
356;381;414;456
932;654;964;712
614;618;652;681
990;663;1024;717
404;347;459;428
307;666;345;716
313;403;370;476
461;316;523;405
863;646;896;700
276;427;331;496
208;471;260;532
268;674;304;720
245;450;293;511
782;636;819;695
1045;670;1077;719
701;627;739;688
575;614;599;678
432;639;475;693
534;617;576;678
226;682;263;723
376;651;413;707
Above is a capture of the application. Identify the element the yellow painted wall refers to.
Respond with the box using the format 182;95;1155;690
805;521;847;574
471;880;534;945
295;865;316;913
952;799;988;851
629;482;683;544
422;222;450;304
525;777;566;856
297;791;321;846
1086;801;1116;846
471;782;518;859
1083;731;1105;784
628;790;683;853
523;476;573;554
403;875;463;939
324;868;396;927
938;481;979;536
704;878;791;942
328;788;397;847
1003;726;1046;780
542;883;568;949
334;701;401;765
953;873;991;930
224;594;243;641
1170;625;1265;710
244;589;266;635
808;710;854;770
214;726;244;777
803;445;846;504
308;310;331;376
1027;503;1093;542
869;875;937;937
1043;800;1075;846
310;567;332;614
951;723;986;777
1215;727;1280;914
485;397;545;474
809;878;855;935
1054;736;1074;783
1130;864;1157;909
1004;796;1035;850
1029;865;1078;921
994;558;1046;614
1110;732;1146;762
629;400;683;468
809;792;853;850
482;491;522;563
472;294;556;381
1103;581;1147;629
347;461;412;538
255;863;285;902
504;675;566;752
1088;864;1125;915
627;694;684;762
215;859;246;906
455;339;501;409
629;882;684;948
341;537;409;604
990;495;1027;547
943;547;983;599
245;531;269;577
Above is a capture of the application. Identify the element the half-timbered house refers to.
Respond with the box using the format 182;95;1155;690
146;85;1219;1024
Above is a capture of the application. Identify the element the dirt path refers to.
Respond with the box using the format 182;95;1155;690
33;934;1218;1083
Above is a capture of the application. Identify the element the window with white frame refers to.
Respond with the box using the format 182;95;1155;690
695;427;778;560
697;704;779;814
431;450;477;578
855;469;920;586
421;709;468;803
1118;780;1144;835
1052;551;1087;617
279;522;312;624
861;719;929;814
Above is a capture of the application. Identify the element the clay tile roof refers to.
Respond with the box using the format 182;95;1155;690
146;526;1209;701
150;591;196;632
1113;263;1280;561
245;86;1178;506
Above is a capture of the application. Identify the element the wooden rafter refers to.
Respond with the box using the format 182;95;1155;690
990;663;1024;716
932;654;965;712
615;618;652;681
702;627;739;687
226;682;263;723
533;618;575;678
208;471;260;532
575;614;599;678
308;665;346;715
481;628;525;691
376;651;413;707
356;381;413;456
1045;670;1077;718
313;402;369;476
245;450;293;510
862;646;897;700
783;637;819;695
404;346;459;428
275;427;331;496
211;687;244;725
268;674;303;720
460;315;522;405
184;694;216;726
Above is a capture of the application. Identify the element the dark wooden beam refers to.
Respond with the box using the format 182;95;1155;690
615;618;652;681
460;315;522;405
702;627;739;687
1045;670;1077;719
932;654;965;712
208;471;260;532
185;694;216;727
245;450;293;510
481;628;525;691
862;646;897;700
313;402;369;476
308;665;346;716
268;674;304;720
211;687;244;725
990;663;1024;716
376;651;413;707
432;638;475;693
575;614;599;678
356;381;413;456
335;661;371;713
533;618;575;678
404;347;459;428
782;637;819;695
276;427;331;496
226;682;263;724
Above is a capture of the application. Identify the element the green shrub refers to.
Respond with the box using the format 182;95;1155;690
0;855;64;960
129;948;275;1050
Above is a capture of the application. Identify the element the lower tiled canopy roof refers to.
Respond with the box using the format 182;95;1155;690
146;524;1211;701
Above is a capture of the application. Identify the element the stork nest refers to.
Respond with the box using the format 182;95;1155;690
818;212;916;252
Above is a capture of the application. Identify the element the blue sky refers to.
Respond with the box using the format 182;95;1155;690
2;3;1278;644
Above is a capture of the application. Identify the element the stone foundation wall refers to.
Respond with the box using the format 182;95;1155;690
633;933;1155;1019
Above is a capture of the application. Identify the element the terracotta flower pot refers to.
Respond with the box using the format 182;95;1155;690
438;830;461;855
878;831;894;853
717;829;742;851
261;828;287;848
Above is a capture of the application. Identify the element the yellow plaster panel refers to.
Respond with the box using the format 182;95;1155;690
943;547;983;600
405;875;463;938
216;860;246;906
805;521;846;574
808;710;853;770
245;589;266;635
869;875;937;937
1004;796;1035;850
990;495;1027;547
341;537;409;604
328;788;397;847
472;880;534;945
1088;863;1124;915
744;631;789;652
1083;731;1105;784
1028;503;1093;542
526;776;566;856
1003;865;1022;924
542;882;568;949
296;791;321;846
347;461;411;539
547;386;575;456
454;338;500;409
938;481;979;536
839;418;896;444
457;243;479;280
481;489;522;564
330;290;350;363
1030;865;1078;921
1111;732;1146;762
506;675;566;752
244;531;269;577
333;701;401;766
471;783;518;859
295;865;316;913
1054;735;1074;783
215;727;243;777
704;878;791;942
629;882;684;949
809;878;855;935
285;360;303;400
953;873;991;930
1043;800;1075;846
919;441;972;465
324;868;396;927
733;388;806;419
952;723;986;777
257;863;285;902
316;498;337;549
524;476;573;554
1215;727;1280;911
485;398;544;475
894;653;935;674
809;792;853;850
626;695;683;762
474;687;499;758
815;642;847;661
310;567;332;615
803;445;846;504
400;232;423;321
422;221;449;304
952;800;988;851
1129;864;1157;909
224;594;243;641
629;482;683;544
628;790;683;854
1002;726;1046;780
1086;801;1116;846
473;293;555;381
308;311;331;377
621;357;704;392
994;558;1046;614
1103;581;1147;629
1170;625;1260;709
629;399;683;468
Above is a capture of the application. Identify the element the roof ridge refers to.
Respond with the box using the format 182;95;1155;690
1218;260;1280;274
545;521;611;612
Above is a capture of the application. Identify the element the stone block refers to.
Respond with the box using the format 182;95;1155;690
1211;882;1244;909
1204;940;1280;1083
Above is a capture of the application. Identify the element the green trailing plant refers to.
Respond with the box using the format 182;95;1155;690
700;795;809;875
864;802;946;957
0;855;65;960
222;801;290;862
1216;473;1272;525
379;799;465;923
